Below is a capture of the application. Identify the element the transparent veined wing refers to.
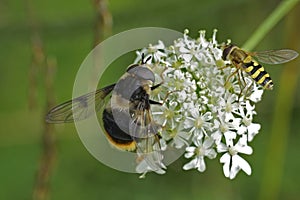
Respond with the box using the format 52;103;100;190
46;84;115;123
129;107;165;171
129;107;160;140
253;49;298;64
135;135;166;175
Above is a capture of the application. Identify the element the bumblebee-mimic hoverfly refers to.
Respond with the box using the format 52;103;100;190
46;55;163;160
222;44;298;90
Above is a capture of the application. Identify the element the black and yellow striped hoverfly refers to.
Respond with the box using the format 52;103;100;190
46;55;165;169
221;44;298;90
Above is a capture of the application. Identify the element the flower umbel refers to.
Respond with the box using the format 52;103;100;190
134;29;263;179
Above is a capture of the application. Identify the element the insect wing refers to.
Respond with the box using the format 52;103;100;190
253;49;298;64
135;135;166;172
46;84;115;123
129;108;165;170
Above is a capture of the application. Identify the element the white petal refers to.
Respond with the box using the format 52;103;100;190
185;146;196;153
217;143;228;153
237;126;247;135
213;119;220;128
173;137;187;149
249;89;263;103
193;129;204;139
177;90;187;102
179;46;190;53
183;158;197;170
182;54;193;62
183;118;194;129
195;53;204;62
202;112;212;121
224;112;235;121
229;161;240;179
220;152;230;163
247;123;261;142
211;131;222;144
237;145;253;155
220;153;231;178
248;123;261;134
203;137;214;148
190;109;199;119
155;40;165;49
237;134;248;145
184;152;195;159
224;131;236;143
245;100;255;112
159;139;167;151
206;149;217;159
233;155;252;175
225;113;241;128
197;157;206;172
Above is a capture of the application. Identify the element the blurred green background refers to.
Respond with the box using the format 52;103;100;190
1;0;299;199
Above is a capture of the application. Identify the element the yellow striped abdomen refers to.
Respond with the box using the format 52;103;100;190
242;57;273;90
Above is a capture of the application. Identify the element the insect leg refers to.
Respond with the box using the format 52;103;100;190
238;70;254;98
151;82;163;90
240;70;247;87
161;90;178;105
150;89;181;106
237;70;246;99
224;68;239;88
149;99;162;105
219;64;231;70
150;81;177;105
244;81;254;97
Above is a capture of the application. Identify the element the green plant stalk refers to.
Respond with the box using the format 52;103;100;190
259;57;298;200
258;3;300;199
241;0;299;199
242;0;299;51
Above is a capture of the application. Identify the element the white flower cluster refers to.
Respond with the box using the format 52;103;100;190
134;29;264;179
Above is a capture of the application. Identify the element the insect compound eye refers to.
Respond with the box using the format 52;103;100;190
222;44;234;61
127;66;155;83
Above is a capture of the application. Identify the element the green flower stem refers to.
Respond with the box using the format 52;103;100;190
259;3;300;200
242;0;299;51
240;0;299;198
